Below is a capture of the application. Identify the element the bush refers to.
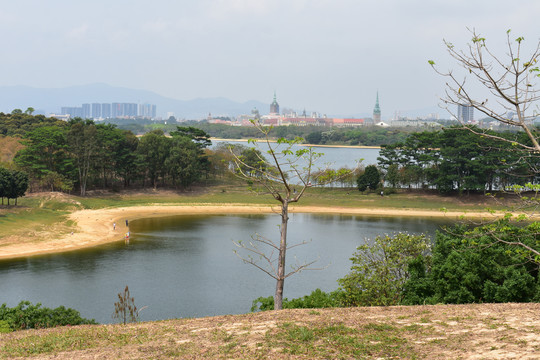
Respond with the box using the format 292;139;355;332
357;165;381;192
251;289;342;312
338;233;431;306
0;301;97;331
402;220;540;305
0;320;11;333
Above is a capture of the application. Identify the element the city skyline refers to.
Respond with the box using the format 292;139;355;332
59;102;157;120
0;1;538;117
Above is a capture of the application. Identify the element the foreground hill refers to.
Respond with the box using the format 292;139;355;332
0;303;538;359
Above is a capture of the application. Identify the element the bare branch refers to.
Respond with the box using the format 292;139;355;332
432;29;540;152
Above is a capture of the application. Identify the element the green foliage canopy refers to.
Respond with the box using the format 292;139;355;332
357;165;381;192
402;220;540;305
338;233;431;306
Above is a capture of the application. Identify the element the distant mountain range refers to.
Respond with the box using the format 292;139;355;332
0;83;445;120
0;83;268;119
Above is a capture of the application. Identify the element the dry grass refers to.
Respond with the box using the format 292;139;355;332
0;303;538;359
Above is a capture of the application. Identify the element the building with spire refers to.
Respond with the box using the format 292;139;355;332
373;92;381;123
269;92;280;115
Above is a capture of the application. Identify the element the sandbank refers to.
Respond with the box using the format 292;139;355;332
0;204;506;260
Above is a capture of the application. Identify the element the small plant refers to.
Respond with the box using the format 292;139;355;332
112;286;141;325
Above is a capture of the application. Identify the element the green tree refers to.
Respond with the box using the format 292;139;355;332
0;167;10;205
137;130;170;188
3;169;29;205
113;130;140;188
403;221;540;304
338;233;431;306
238;147;268;178
305;131;322;144
357;165;380;192
67;119;98;196
166;136;205;188
14;125;73;189
170;126;212;148
384;163;400;189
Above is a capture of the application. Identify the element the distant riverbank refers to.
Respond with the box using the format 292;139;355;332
210;138;381;149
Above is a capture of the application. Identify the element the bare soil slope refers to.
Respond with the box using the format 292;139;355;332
1;303;538;359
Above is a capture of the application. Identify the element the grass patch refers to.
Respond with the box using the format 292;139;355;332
0;326;152;358
267;321;417;359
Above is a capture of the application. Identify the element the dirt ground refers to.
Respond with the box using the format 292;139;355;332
1;303;538;359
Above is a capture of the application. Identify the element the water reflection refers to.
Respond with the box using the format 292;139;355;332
0;213;449;323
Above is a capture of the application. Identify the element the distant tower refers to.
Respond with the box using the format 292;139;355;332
373;92;381;123
457;104;474;123
269;91;280;115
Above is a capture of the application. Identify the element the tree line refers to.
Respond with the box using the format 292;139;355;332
11;117;214;196
98;118;419;146
377;126;539;194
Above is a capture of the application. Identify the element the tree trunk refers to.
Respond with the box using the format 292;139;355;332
274;200;288;310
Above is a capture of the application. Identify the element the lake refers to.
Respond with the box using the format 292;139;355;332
211;140;380;169
0;213;448;324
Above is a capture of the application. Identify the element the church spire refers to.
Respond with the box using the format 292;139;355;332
270;91;280;115
373;91;381;122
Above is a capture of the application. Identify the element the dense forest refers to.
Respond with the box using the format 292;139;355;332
377;126;540;194
0;112;218;196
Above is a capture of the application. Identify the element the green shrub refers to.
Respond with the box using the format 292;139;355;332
338;233;431;306
0;301;97;330
402;220;540;305
251;289;342;312
0;320;11;333
357;165;381;192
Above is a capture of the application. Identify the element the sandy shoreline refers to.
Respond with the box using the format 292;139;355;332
0;204;505;260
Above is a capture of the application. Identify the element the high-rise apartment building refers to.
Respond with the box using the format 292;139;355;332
82;104;91;119
457;104;474;122
122;103;138;117
61;106;83;118
91;103;101;118
101;103;111;118
60;102;156;119
139;103;157;119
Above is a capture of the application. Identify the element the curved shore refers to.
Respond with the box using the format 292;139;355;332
0;204;506;260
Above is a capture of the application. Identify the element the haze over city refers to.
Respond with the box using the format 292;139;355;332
1;0;539;117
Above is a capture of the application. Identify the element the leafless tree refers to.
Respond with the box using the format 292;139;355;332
231;120;357;310
430;28;540;152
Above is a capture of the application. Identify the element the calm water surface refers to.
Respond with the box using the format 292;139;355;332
212;140;379;168
0;214;448;323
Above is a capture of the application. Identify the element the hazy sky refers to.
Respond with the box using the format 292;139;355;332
1;0;539;117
